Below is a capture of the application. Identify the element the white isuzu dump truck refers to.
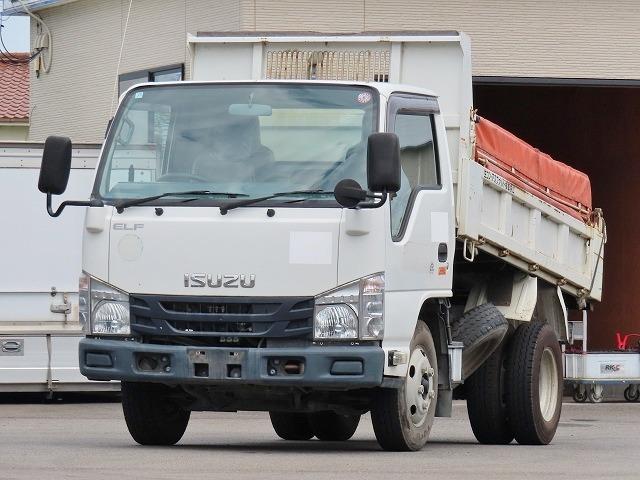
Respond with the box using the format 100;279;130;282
38;32;605;450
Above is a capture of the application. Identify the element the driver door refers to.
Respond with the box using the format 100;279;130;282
385;94;454;294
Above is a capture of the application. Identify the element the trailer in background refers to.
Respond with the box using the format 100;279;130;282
0;142;118;393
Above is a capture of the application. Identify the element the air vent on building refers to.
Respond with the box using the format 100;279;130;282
265;50;390;82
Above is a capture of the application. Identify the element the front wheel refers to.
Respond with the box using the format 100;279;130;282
506;323;562;445
121;382;190;446
371;321;438;451
269;412;314;440
308;412;360;441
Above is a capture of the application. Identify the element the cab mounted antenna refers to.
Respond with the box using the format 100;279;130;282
110;0;134;116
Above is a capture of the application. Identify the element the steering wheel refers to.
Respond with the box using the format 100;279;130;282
156;173;207;183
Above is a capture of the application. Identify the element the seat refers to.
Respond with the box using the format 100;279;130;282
399;141;437;188
191;116;274;183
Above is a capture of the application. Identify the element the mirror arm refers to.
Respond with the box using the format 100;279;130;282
358;191;388;209
46;192;103;218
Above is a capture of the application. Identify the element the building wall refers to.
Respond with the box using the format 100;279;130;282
29;0;246;142
30;0;640;143
247;0;640;79
0;125;29;141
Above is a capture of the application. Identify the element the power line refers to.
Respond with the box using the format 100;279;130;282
0;11;40;64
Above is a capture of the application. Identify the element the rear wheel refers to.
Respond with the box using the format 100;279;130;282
371;321;438;451
466;339;514;444
269;412;314;440
506;323;562;445
121;382;190;446
308;411;360;441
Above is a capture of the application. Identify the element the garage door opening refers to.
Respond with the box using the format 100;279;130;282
474;79;640;350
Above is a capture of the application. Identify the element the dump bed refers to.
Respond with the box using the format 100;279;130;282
459;119;605;301
188;32;605;301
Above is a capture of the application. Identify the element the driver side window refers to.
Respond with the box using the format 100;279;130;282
391;112;439;237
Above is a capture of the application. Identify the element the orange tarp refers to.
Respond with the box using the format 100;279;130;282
474;116;592;223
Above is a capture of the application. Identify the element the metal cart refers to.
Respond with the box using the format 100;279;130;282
564;314;640;403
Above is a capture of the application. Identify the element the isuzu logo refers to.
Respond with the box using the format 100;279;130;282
184;273;256;288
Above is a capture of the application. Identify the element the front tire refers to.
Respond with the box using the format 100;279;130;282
121;382;190;446
269;412;314;440
308;412;360;441
506;323;562;445
466;339;514;444
371;321;438;451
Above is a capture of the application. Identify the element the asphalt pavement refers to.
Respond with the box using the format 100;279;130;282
0;399;638;479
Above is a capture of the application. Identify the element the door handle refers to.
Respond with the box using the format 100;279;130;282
438;243;448;262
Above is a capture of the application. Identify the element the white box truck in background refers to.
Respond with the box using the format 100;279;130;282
0;142;119;393
38;32;604;450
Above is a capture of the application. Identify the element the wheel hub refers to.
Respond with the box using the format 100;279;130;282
539;347;559;421
405;347;435;427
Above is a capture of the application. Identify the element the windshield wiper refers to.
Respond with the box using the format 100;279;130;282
219;190;334;215
115;190;248;212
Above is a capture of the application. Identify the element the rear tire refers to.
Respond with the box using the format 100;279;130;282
269;412;314;440
371;321;438;451
308;412;360;441
121;382;190;446
506;323;562;445
466;340;514;444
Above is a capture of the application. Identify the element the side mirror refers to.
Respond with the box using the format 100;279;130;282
38;135;99;217
334;179;368;208
38;135;72;195
367;132;401;194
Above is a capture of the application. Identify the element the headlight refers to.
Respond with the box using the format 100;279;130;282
79;273;130;335
314;273;384;341
79;273;90;333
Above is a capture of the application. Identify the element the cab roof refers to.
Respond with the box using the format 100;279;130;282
121;80;439;104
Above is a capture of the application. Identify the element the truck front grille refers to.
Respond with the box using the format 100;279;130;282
130;295;313;345
160;301;279;315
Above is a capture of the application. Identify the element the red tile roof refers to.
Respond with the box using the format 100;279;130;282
0;53;29;122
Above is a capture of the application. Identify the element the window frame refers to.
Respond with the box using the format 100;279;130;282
92;82;380;208
386;93;442;242
118;64;185;96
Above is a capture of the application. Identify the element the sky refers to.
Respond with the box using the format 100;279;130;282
0;11;30;53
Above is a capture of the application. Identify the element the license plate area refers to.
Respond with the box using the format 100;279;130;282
187;349;247;379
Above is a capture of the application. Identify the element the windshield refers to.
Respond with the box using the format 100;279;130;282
96;83;378;204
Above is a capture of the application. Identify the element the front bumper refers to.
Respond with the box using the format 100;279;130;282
79;338;385;389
